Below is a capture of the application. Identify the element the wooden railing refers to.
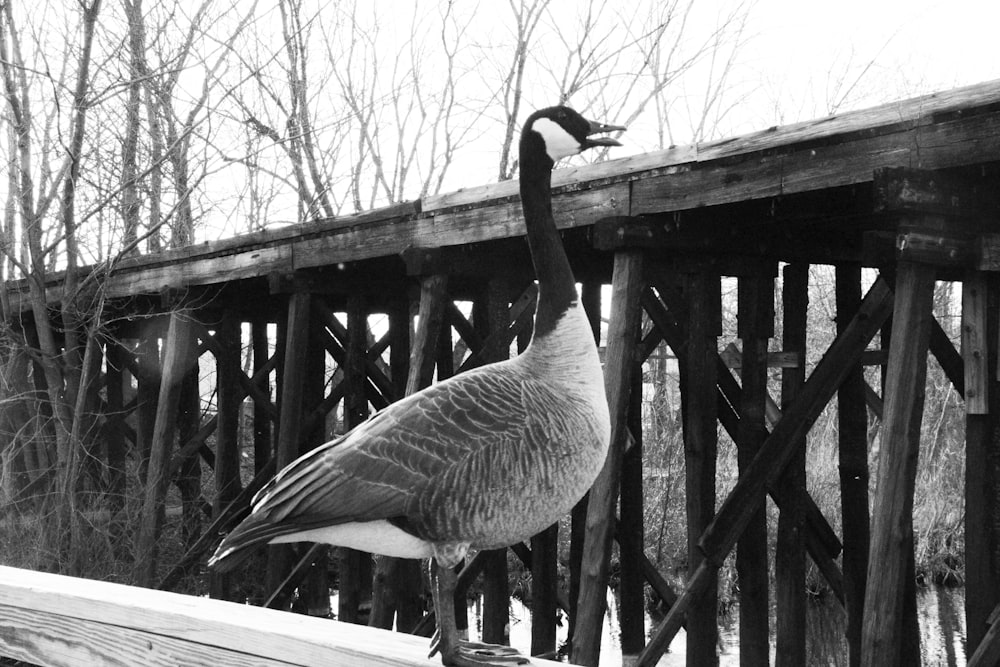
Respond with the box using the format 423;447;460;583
0;565;560;666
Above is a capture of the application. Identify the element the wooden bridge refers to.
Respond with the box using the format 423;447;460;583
5;79;1000;666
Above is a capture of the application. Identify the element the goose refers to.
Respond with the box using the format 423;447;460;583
209;106;624;666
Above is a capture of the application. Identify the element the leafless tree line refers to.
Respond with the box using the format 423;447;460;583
0;0;759;572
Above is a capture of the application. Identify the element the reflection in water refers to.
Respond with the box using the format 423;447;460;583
462;585;966;666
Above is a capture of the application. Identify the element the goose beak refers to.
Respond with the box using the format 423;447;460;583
585;118;626;147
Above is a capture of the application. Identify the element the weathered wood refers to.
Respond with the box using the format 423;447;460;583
964;272;1000;655
637;277;892;667
861;261;936;667
572;250;644;667
2;565;565;667
836;264;871;667
735;269;774;666
678;270;720;667
775;262;808;667
134;311;196;588
104;341;127;518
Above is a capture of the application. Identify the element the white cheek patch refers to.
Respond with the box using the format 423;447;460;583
533;117;582;161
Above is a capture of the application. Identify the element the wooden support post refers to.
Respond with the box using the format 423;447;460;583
568;280;602;649
300;303;331;618
476;278;512;647
135;333;159;484
776;262;808;667
251;319;272;475
340;293;372;624
211;315;242;601
736;267;775;666
964;272;1000;655
637;277;893;667
682;270;720;667
861;260;936;667
134;311;195;587
572;250;644;667
618;370;645;658
267;291;311;609
836;264;870;667
176;349;202;554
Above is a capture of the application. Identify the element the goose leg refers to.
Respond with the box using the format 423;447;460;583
428;560;528;666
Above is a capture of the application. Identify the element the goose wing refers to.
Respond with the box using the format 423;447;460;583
210;363;527;567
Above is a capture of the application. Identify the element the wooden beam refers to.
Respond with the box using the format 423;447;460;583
861;261;936;667
776;262;808;667
134;311;196;588
680;270;721;666
836;264;871;667
267;291;312;609
572;250;644;667
735;267;775;664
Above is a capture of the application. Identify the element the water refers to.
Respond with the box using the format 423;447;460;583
462;585;967;666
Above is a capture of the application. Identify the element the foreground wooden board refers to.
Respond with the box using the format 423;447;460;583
0;566;561;667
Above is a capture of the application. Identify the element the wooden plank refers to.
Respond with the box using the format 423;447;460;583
572;250;644;666
0;564;531;667
836;264;871;667
861;261;936;667
636;276;892;667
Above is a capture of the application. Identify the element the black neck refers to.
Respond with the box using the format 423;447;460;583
519;134;578;338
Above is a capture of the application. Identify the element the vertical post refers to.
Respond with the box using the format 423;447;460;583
267;291;311;609
339;293;371;624
836;264;870;667
176;346;201;553
478;278;512;647
736;267;774;666
135;332;159;484
211;315;242;601
775;262;808;667
369;293;424;632
301;303;330;618
683;270;721;667
572;250;644;667
861;260;935;667
569;280;602;648
618;368;645;658
251;319;272;475
963;272;1000;654
134;311;195;587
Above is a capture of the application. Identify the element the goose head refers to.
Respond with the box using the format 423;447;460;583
524;106;626;163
